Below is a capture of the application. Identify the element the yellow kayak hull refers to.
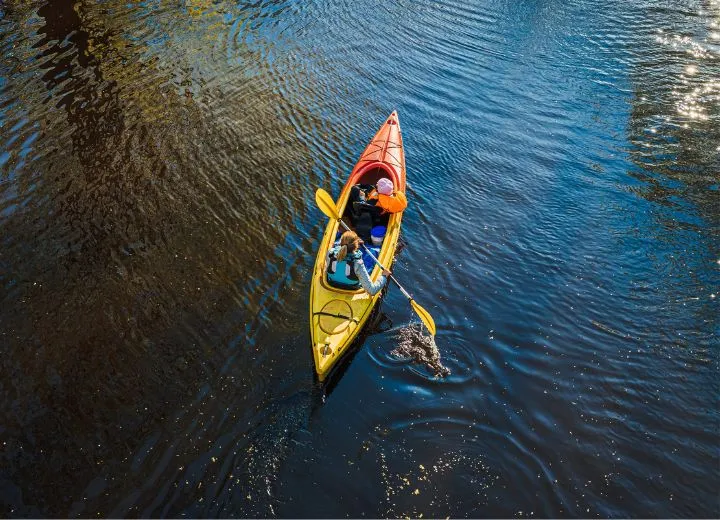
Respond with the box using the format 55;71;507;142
310;111;406;381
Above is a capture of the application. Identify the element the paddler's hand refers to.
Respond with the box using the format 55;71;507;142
382;269;392;277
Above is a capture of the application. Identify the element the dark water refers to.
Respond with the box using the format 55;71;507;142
1;0;718;516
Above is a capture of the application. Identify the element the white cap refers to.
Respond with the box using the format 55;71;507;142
377;177;394;195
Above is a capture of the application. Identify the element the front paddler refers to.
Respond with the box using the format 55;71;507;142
367;177;407;214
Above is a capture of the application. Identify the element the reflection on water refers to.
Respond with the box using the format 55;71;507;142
626;0;719;344
2;0;325;515
1;0;718;517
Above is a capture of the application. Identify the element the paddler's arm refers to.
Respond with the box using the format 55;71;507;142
393;191;408;212
353;259;387;296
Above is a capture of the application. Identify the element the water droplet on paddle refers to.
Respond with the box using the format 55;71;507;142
391;323;450;378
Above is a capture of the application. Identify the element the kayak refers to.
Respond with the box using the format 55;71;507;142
310;111;406;381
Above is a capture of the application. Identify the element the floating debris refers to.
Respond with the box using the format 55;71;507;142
392;323;450;377
591;320;635;340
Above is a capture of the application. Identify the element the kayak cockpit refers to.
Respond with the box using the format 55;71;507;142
340;162;399;237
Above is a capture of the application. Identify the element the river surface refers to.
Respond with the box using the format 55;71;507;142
1;0;719;517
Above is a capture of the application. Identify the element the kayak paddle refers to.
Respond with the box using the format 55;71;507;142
315;188;437;336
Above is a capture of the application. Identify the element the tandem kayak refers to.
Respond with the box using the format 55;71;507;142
309;111;406;381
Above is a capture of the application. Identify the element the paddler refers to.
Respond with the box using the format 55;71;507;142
366;177;407;214
326;231;391;296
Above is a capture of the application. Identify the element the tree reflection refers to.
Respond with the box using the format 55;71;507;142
0;0;323;515
625;4;719;345
627;7;719;229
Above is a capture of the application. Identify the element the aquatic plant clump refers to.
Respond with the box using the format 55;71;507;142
392;323;450;377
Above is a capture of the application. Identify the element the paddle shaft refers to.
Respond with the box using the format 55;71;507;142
336;218;414;301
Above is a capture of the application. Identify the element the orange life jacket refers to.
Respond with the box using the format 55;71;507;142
368;189;408;214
